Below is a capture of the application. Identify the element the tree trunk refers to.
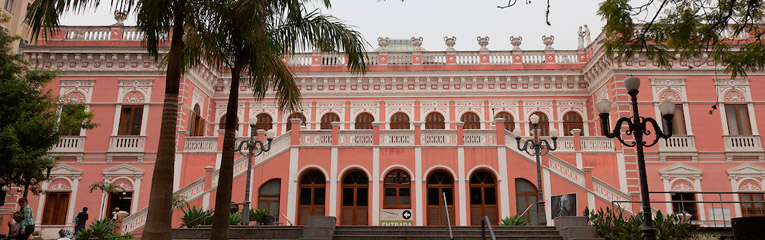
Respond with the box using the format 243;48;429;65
209;64;242;240
141;1;185;239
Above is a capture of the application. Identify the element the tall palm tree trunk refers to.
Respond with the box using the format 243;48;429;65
210;64;242;240
142;1;185;239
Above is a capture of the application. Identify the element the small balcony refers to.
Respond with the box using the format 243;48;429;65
50;136;85;152
659;135;697;152
108;136;146;153
723;135;763;152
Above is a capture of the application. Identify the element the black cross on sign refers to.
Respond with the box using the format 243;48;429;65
402;210;412;220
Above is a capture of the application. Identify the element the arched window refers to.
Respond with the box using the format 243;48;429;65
258;179;280;219
285;112;306;132
495;112;515;131
320;113;340;130
562;112;583;136
469;171;497;225
529;112;549;136
426;170;455;225
354;113;374;129
190;104;205;136
390;112;410;130
461;112;481;129
341;170;369;225
515;178;538;224
384;170;411;209
298;170;326;225
218;114;239;131
255;113;273;131
425;112;445;129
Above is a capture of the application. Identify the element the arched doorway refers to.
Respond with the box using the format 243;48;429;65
469;170;498;225
320;113;340;129
297;170;326;225
461;112;481;129
355;112;374;129
383;170;411;209
495;112;515;131
426;170;455;225
255;113;273;131
390;112;410;129
425;112;445;129
562;112;583;136
285;112;306;132
341;170;369;225
515;178;538;224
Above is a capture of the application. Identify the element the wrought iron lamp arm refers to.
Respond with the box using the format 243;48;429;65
539;138;557;156
600;113;637;147
641;115;674;147
236;140;248;157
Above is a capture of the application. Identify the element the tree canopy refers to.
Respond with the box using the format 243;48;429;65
0;26;96;196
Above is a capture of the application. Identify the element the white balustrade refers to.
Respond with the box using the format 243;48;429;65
387;53;412;65
592;178;633;213
580;137;614;152
51;136;85;152
455;52;480;65
108;136;146;152
422;130;457;146
462;130;496;146
121;29;145;40
256;133;291;163
555;137;575;152
523;53;546;64
547;155;586;186
287;53;313;66
556;53;578;64
338;130;374;146
659;135;696;152
724;135;763;152
321;54;346;66
380;130;414;146
65;28;113;40
184;137;218;153
300;131;333;146
488;51;514;64
422;52;447;65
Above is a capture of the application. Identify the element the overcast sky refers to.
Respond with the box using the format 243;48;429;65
59;0;607;51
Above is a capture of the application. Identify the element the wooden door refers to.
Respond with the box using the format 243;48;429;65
426;170;455;225
297;170;326;225
341;171;369;225
469;171;498;225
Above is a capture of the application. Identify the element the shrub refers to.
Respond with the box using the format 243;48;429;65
500;216;527;226
584;207;693;240
75;218;133;240
181;206;213;228
249;208;270;225
229;212;242;225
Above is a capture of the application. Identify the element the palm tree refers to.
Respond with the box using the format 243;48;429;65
26;0;196;238
183;0;367;239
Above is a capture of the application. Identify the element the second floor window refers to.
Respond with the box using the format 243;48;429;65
4;0;14;12
461;112;481;129
118;105;143;135
662;104;687;135
425;112;445;130
255;113;273;131
494;112;515;131
726;104;752;135
189;104;205;136
354;113;374;129
320;113;340;130
562;112;583;136
390;112;410;129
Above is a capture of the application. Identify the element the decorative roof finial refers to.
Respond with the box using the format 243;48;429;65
113;10;128;26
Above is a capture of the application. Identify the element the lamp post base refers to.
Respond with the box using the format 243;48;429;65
537;201;547;226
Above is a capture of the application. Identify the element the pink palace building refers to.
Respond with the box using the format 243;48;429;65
2;19;765;238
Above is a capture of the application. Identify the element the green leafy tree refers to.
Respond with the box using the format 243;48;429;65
0;26;95;197
182;0;367;238
27;0;200;237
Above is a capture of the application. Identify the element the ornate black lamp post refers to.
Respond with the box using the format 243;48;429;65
596;76;675;240
235;119;275;225
511;114;559;225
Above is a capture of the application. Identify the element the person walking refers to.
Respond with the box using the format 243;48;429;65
74;207;88;236
16;198;34;240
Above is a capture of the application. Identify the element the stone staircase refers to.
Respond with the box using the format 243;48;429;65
332;226;564;240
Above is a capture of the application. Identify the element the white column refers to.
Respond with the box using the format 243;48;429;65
683;103;693;135
719;103;730;135
575;152;583;169
616;152;628;192
372;147;380;225
694;178;706;222
543;168;552;226
140;104;149;136
414;147;424;226
329;147;338;217
286;147;300;222
587;193;596;210
173;153;183;192
202;192;210;210
457;147;467;226
36;181;49;226
67;177;81;225
747;104;759;135
131;177;142;214
215;153;223;169
730;177;742;218
496;147;511;218
112;105;122;136
662;177;672;213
